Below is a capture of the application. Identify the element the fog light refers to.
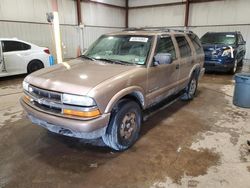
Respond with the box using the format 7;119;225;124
63;109;101;118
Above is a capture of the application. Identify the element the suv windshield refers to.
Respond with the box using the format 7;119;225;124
201;33;236;45
84;35;153;65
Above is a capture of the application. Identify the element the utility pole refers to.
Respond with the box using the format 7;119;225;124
46;0;63;64
184;0;190;28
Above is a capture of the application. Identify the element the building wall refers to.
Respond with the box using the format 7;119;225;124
0;0;125;59
129;0;183;7
129;5;185;27
81;1;125;50
1;0;249;59
128;0;250;59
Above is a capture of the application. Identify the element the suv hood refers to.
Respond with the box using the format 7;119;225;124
25;58;135;95
203;43;236;51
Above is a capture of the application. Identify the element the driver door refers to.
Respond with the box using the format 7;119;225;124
146;35;180;106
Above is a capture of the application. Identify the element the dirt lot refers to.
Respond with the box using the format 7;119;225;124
0;61;250;188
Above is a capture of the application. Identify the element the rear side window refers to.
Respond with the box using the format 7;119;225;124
188;34;203;54
2;41;31;52
156;36;176;60
175;36;192;58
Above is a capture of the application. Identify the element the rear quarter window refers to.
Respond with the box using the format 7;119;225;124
188;34;203;54
175;36;192;58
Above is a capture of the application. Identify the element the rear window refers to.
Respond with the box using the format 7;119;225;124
2;41;31;52
188;34;203;54
175;36;192;58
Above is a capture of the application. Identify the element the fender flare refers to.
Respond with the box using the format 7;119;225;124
104;86;145;113
188;63;201;79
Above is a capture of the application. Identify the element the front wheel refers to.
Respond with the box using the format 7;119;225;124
181;73;198;101
229;59;238;74
102;100;142;151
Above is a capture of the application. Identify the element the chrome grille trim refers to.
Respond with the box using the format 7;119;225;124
29;85;62;102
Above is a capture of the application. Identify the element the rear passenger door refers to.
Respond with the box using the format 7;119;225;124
147;35;180;105
188;33;204;68
174;35;194;90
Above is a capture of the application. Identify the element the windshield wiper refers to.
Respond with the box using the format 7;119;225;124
96;58;129;65
80;55;96;61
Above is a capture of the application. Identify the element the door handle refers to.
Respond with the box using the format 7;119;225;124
176;64;180;69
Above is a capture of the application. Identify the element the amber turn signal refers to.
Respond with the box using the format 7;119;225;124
63;109;101;118
23;95;30;103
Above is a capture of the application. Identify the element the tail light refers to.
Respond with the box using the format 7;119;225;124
44;49;50;54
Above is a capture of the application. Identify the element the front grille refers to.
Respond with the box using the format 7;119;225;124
204;51;212;56
28;85;63;114
30;85;62;102
33;101;62;113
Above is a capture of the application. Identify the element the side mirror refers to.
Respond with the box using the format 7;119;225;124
81;48;87;55
153;53;172;66
238;41;246;45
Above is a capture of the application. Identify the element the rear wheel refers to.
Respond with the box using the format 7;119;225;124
27;60;44;74
181;73;198;101
102;100;142;151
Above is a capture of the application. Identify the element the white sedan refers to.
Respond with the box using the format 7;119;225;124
0;38;53;77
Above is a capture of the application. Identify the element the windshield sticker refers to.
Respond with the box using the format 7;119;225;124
226;35;235;38
134;58;139;62
137;61;144;65
130;37;148;43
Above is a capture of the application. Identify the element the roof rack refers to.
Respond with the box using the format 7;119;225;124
123;27;193;33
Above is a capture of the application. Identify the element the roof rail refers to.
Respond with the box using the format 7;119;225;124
123;27;193;33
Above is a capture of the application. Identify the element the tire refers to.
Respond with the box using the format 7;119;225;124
238;59;243;67
27;60;44;74
102;100;142;151
229;59;238;74
181;73;198;101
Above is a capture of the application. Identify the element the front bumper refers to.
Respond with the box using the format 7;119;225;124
204;61;234;72
20;98;110;139
204;57;235;72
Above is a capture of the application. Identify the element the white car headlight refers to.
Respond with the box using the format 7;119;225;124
23;81;29;91
222;49;231;56
62;94;96;106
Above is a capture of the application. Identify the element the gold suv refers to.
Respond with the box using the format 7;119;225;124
21;28;205;151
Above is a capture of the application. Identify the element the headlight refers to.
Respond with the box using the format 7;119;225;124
22;81;29;91
62;94;96;106
222;48;234;58
222;49;231;56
